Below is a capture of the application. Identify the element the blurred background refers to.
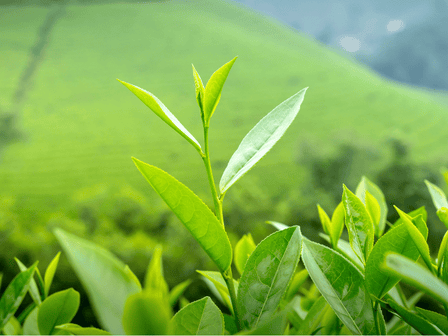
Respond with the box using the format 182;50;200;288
1;0;447;326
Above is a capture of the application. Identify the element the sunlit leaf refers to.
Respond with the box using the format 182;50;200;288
302;239;376;335
319;234;364;271
317;204;331;235
118;79;202;153
237;226;302;329
285;269;308;302
437;207;448;229
3;316;21;335
219;88;307;194
144;245;169;298
22;307;39;336
392;206;427;227
56;323;111;335
0;262;37;330
170;297;224;335
133;159;232;272
44;252;60;297
15;258;41;305
192;64;205;120
266;221;289;231
203;57;237;125
425;179;448;210
196;271;238;312
234;234;256;276
54;229;141;334
330;202;345;247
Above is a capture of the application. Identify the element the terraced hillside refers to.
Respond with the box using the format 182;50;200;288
1;0;447;211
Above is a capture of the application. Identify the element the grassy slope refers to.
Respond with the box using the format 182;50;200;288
0;0;447;211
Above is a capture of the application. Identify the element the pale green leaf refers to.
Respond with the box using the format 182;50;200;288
196;271;238;312
2;316;21;335
169;279;192;307
319;234;364;271
38;288;80;335
15;258;41;305
22;307;39;335
54;229;141;334
437;207;448;229
302;239;376;335
296;296;328;335
118;79;202;153
44;252;60;297
192;64;205;120
342;185;374;264
219;88;307;194
330;202;345;247
203;57;237;125
144;245;169;297
133;158;232;272
425;179;448;210
0;262;37;330
266;221;290;231
317;204;331;235
365;191;381;230
234;234;256;276
285;269;308;302
237;226;302;329
383;253;448;305
170;297;224;335
56;323;111;335
392;206;427;227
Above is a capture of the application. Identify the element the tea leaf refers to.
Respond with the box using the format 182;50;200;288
122;290;172;335
241;310;288;335
425;179;448;210
356;176;388;236
133;159;232;272
144;245;169;298
234;234;256;276
118;80;202;153
0;262;37;330
219;88;307;194
365;191;381;231
2;316;21;335
342;185;374;264
15;258;41;305
192;64;205;120
56;323;111;335
196;271;238;311
438;231;448;283
296;296;328;335
317;204;331;235
237;226;302;329
416;307;448;334
170;297;224;335
169;280;192;307
437;207;448;229
383;253;448;305
330;202;345;247
285;269;308;302
203;57;237;125
319;234;364;271
54;229;141;334
392;206;427;227
387;299;442;335
22;307;38;335
302;239;376;335
44;252;60;297
38;288;80;335
266;221;290;231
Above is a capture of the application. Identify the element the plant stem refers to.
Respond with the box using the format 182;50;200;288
202;125;224;225
223;267;243;331
373;300;382;335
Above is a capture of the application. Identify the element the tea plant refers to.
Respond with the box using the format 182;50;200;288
1;58;448;335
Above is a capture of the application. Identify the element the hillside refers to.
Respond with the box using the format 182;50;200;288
1;0;448;211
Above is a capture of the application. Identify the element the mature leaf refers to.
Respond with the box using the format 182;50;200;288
237;226;302;329
192;64;205;119
203;57;237;125
122;290;171;335
0;262;37;330
38;288;80;335
317;205;331;235
170;297;224;335
44;252;60;298
22;307;39;336
387;299;442;335
15;258;41;305
56;323;111;335
54;229;141;334
133;159;232;272
383;253;448;305
416;307;448;334
144;245;169;298
242;310;289;335
118;80;202;153
234;234;256;276
356;176;388;236
342;185;374;264
219;88;307;194
302;239;376;335
425;180;448;210
365;221;420;300
330;202;345;247
169;280;192;307
295;296;328;335
223;314;238;335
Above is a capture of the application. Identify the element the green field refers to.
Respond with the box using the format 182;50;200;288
1;0;448;212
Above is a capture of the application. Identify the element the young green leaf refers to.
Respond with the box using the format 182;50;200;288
416;307;448;334
144;245;169;298
133;158;232;272
301;239;377;335
15;258;41;305
219;88;307;194
122;290;172;335
356;176;388;236
392;206;427;227
0;262;37;330
170;297;224;335
285;269;308;302
192;64;205;120
241;310;289;335
318;234;364;271
2;316;21;335
425;179;448;210
196;271;238;312
317;204;331;235
234;234;256;276
383;253;448;305
330;202;345;247
387;299;443;335
202;57;237;125
444;170;448;186
54;229;141;334
295;296;328;335
438;231;448;283
169;279;192;307
365;191;381;230
56;323;111;335
37;288;80;335
266;221;290;231
237;226;302;329
44;252;60;297
437;207;448;229
118;80;202;154
22;307;39;336
342;185;374;264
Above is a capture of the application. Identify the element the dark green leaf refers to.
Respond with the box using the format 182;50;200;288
133;159;232;272
54;229;141;334
416;307;448;334
219;88;307;194
241;310;288;335
302;239;376;335
0;262;37;330
44;252;60;297
38;288;80;335
234;234;256;276
237;226;302;329
170;297;224;335
118;79;202;153
438;231;448;283
223;314;238;335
